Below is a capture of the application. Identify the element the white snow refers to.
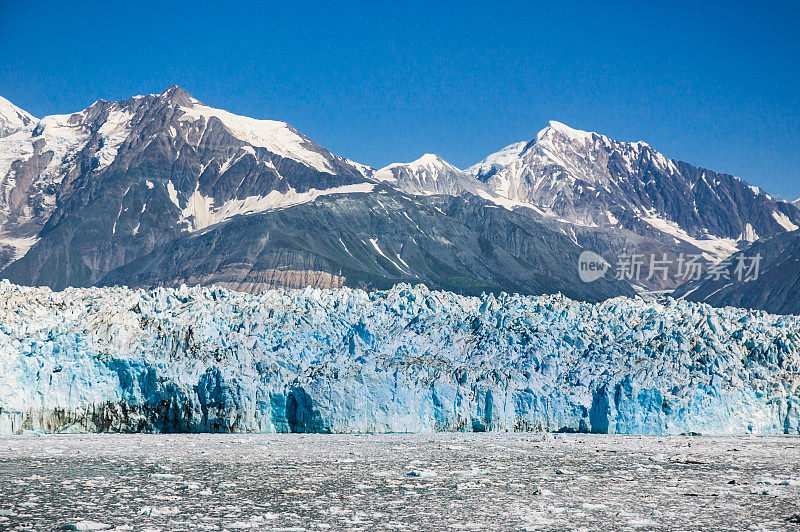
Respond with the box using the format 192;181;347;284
740;223;759;243
678;286;700;300
466;141;528;177
93;108;134;171
166;181;180;208
538;120;596;145
177;182;376;232
374;154;479;196
178;103;335;174
0;95;36;136
0;130;36;184
368;237;410;275
0;235;39;261
0;109;91;252
771;210;799;232
376;153;462;182
59;521;112;531
642;216;739;260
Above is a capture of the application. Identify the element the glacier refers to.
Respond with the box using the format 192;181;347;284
0;280;798;435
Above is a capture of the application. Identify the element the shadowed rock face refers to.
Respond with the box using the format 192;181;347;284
100;184;633;301
674;229;800;315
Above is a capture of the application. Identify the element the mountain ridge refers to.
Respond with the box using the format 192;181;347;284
0;86;796;303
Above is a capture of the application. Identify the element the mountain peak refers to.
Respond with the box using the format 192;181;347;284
0;95;37;137
373;153;482;196
465;141;528;180
417;153;443;162
379;153;457;173
537;120;597;144
159;85;197;106
411;153;455;169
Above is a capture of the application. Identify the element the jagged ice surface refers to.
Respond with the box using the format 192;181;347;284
0;281;798;435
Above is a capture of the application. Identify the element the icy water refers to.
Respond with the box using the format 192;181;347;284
0;434;799;531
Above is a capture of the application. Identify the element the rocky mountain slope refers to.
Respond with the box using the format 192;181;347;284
100;183;630;300
466;121;800;289
1;282;798;434
0;87;368;286
0;87;796;301
674;229;800;315
0;87;630;300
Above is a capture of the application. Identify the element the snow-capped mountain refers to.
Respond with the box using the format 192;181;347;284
374;153;486;196
1;87;796;301
0;88;631;300
0;96;35;138
468;121;800;263
0;86;369;284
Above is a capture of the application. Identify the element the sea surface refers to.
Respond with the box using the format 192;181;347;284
0;433;798;530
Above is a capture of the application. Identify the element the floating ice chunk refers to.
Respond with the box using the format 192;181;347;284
59;522;113;531
137;506;180;517
628;518;659;528
407;469;437;478
149;473;180;480
582;503;608;510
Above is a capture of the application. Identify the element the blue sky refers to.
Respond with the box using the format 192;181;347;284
1;1;798;199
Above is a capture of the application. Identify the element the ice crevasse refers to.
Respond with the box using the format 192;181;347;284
0;280;798;435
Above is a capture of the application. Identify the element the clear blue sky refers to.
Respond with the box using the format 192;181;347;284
1;1;798;199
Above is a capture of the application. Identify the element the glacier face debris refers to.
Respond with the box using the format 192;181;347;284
0;280;798;435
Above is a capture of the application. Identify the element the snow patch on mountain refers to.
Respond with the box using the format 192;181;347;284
178;103;335;174
740;223;759;243
172;182;376;232
642;216;740;259
0;131;35;189
0;235;39;262
772;210;799;232
368;237;411;275
93;108;134;171
33;113;93;179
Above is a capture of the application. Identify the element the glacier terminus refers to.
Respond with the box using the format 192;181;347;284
1;281;798;436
